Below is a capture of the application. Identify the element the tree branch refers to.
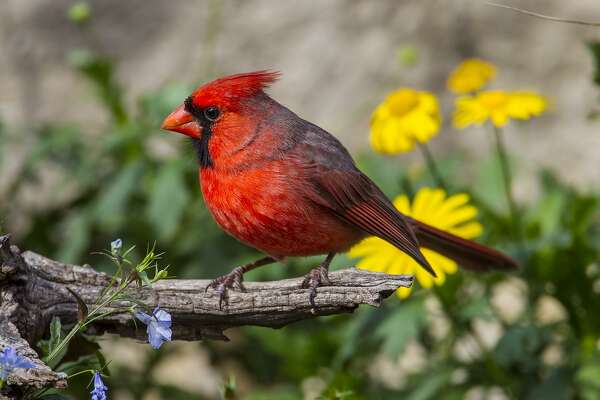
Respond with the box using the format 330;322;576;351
0;320;67;397
0;234;413;393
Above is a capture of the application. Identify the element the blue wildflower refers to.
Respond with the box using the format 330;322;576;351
90;371;108;400
110;239;123;255
0;346;35;380
134;307;172;349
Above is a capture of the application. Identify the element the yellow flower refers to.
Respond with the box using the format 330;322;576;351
453;91;548;129
447;59;497;94
370;88;441;154
348;188;483;298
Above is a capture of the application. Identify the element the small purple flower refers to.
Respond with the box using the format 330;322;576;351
110;239;122;255
134;307;172;349
90;371;108;400
0;347;35;380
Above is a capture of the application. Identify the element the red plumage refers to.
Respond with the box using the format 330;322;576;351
162;71;517;305
189;70;281;110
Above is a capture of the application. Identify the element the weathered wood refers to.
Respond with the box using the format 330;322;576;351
1;235;68;399
0;320;67;392
0;234;413;393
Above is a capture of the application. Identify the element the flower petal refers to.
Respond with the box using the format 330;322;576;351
155;324;173;341
134;310;152;325
370;88;441;154
450;221;484;239
153;308;172;324
448;59;497;94
147;324;165;349
349;187;483;298
396;285;413;299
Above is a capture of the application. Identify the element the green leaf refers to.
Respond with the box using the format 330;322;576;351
405;370;452;400
495;326;552;372
42;317;68;368
94;161;142;229
398;45;419;67
528;190;565;236
527;367;573;400
146;160;190;240
67;49;128;124
67;2;91;24
137;270;153;286
220;375;237;400
587;41;600;87
576;355;600;400
48;317;62;354
474;154;509;213
321;370;363;400
457;297;494;321
55;212;91;264
375;298;425;358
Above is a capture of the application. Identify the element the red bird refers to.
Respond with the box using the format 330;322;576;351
162;71;517;307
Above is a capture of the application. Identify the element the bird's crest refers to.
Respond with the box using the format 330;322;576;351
190;70;281;108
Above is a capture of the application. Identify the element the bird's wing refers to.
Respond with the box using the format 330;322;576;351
308;168;435;276
290;124;434;275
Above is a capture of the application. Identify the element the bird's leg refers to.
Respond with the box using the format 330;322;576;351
206;256;277;309
301;252;336;309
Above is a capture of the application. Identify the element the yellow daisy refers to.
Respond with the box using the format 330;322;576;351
348;188;483;298
370;88;442;154
453;90;548;129
447;59;497;94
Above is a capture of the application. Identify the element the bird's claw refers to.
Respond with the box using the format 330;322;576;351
301;264;331;310
205;266;246;310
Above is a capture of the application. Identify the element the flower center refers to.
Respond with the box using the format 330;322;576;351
387;89;420;116
479;91;509;109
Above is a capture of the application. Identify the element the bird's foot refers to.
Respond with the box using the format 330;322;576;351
205;266;246;309
301;264;331;310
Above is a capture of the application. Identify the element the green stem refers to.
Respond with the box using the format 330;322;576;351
492;126;520;239
95;259;122;308
418;142;448;191
47;323;81;362
47;277;134;362
67;369;95;380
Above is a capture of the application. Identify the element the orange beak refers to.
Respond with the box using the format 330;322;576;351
161;104;202;138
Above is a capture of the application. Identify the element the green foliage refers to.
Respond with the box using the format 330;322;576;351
220;375;236;399
67;2;91;24
147;160;191;241
38;317;67;369
67;49;127;125
587;41;600;87
375;298;425;358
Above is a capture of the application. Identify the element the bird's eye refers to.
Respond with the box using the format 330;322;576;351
204;107;220;122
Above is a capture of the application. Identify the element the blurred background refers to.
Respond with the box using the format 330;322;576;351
1;1;600;399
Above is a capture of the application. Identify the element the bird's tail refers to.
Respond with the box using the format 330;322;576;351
408;218;518;272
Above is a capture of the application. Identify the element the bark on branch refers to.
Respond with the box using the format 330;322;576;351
0;234;413;394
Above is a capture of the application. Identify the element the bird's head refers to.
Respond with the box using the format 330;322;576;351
161;71;281;168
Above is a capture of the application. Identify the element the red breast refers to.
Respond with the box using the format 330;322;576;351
199;159;364;258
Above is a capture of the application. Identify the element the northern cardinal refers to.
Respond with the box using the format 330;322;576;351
162;71;517;308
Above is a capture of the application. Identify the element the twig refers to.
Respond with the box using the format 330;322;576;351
486;2;600;27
